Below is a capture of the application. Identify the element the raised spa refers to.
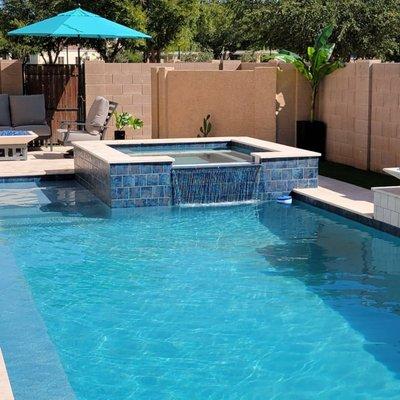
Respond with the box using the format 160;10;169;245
73;137;320;208
113;141;259;167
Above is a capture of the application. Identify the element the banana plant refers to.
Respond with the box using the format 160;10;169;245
273;26;344;122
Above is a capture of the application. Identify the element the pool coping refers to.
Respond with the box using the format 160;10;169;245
0;349;14;400
292;190;400;237
72;137;321;165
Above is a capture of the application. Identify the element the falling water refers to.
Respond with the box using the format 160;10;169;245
172;165;261;205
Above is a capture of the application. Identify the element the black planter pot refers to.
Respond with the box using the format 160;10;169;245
296;120;326;160
114;130;126;140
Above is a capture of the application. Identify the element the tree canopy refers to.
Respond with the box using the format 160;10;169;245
0;0;399;63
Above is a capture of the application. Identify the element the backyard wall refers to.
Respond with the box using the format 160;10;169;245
1;58;397;173
317;60;400;172
317;61;374;170
151;67;277;141
240;61;311;146
0;60;23;95
370;63;400;171
85;61;221;139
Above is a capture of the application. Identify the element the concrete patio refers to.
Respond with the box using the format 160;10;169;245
0;146;73;177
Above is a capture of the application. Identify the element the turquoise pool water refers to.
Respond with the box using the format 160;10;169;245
1;181;400;399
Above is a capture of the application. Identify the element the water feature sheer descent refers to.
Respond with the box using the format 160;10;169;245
171;165;261;205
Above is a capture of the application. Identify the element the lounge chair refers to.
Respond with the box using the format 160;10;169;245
58;96;117;145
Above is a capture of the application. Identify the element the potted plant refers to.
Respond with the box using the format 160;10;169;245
273;26;343;158
113;111;144;140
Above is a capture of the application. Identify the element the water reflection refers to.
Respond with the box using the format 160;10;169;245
257;201;400;377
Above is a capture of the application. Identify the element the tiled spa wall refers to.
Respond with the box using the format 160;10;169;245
75;147;318;208
258;157;319;200
75;148;172;207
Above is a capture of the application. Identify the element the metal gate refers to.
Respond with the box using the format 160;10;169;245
23;64;85;137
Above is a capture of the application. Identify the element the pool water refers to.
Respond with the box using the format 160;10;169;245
1;181;400;400
121;149;253;166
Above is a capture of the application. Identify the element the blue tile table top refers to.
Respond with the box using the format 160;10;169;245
0;130;32;137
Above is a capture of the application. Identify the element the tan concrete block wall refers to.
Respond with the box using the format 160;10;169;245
85;59;400;173
239;61;311;146
85;61;219;139
0;60;23;95
370;63;400;171
317;61;371;169
152;67;276;141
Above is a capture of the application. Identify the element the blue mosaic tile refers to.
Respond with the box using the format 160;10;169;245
159;173;170;185
129;187;141;198
151;164;165;173
152;186;165;197
158;198;171;207
271;170;282;181
140;187;153;199
304;168;318;179
146;174;159;186
292;168;304;180
134;175;147;186
112;164;129;175
140;164;154;174
111;176;123;187
122;176;135;186
282;169;292;180
128;165;141;174
112;187;130;199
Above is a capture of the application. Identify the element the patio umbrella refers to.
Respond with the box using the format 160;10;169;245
8;7;151;62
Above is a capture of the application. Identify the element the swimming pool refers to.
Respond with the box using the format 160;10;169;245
1;180;400;399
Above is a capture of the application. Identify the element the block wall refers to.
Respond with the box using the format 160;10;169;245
0;60;23;95
85;61;220;139
152;67;277;141
370;63;400;171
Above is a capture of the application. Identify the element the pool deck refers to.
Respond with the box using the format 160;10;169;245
293;176;374;218
0;146;73;178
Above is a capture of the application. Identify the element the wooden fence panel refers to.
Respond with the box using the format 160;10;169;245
24;65;84;140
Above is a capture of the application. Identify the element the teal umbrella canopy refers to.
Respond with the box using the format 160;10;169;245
8;7;151;39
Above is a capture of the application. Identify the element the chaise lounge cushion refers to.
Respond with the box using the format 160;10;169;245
85;96;109;134
0;126;13;131
14;124;51;138
63;131;101;142
9;94;47;126
0;95;11;126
